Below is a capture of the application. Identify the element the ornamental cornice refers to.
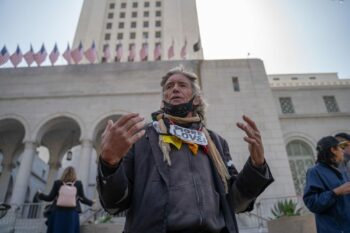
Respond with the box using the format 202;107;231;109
269;80;350;90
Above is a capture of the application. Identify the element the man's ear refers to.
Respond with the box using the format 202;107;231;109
193;96;200;106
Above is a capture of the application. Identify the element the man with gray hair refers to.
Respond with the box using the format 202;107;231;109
97;65;274;233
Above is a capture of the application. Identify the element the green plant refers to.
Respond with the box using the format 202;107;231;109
271;199;302;219
95;214;113;224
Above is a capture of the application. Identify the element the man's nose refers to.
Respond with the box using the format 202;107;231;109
171;84;180;92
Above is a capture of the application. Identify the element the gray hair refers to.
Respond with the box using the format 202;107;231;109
160;65;208;119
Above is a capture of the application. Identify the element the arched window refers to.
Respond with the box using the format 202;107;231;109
286;140;315;195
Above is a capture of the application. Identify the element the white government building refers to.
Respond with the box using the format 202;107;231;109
0;0;349;227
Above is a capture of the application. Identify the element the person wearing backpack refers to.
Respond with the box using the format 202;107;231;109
38;166;94;233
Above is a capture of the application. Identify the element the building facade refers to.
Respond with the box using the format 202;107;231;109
1;60;349;208
73;0;203;62
268;73;350;195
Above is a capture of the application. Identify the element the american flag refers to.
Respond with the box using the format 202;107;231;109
62;44;72;64
84;41;97;64
102;45;111;62
154;43;161;60
0;46;10;66
71;41;83;64
140;43;148;61
167;40;174;59
10;45;23;67
115;43;123;62
128;44;135;62
49;43;60;66
180;39;187;59
24;45;34;67
34;44;47;66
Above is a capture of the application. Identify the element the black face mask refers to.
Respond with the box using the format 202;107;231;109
162;97;195;117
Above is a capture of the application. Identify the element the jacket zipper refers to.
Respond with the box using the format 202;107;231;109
188;150;203;225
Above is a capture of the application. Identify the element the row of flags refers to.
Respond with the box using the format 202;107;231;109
0;39;201;68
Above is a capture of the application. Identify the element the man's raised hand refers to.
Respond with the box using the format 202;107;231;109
236;115;265;167
101;113;145;165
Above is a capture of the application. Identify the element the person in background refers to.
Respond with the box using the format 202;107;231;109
335;132;350;179
303;136;350;233
97;65;274;233
38;166;94;233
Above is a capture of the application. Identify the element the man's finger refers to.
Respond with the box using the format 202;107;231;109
237;122;255;138
243;136;260;146
129;130;146;144
102;120;114;138
115;113;140;127
243;115;259;131
106;120;113;130
123;115;145;132
127;120;146;136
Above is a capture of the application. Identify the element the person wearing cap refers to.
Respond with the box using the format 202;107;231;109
303;136;350;233
96;65;274;233
335;132;350;179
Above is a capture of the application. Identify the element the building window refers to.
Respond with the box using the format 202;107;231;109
108;13;114;19
143;32;148;39
105;33;111;40
106;22;112;29
121;2;126;8
273;77;280;81
291;77;298;80
286;140;314;195
309;76;316;80
117;33;123;40
143;21;149;28
156;1;161;7
131;21;137;28
132;2;138;8
144;11;149;17
155;20;161;27
155;31;161;38
120;12;126;18
279;97;295;114
323;96;340;113
109;3;115;9
130;32;136;39
119;22;124;29
132;11;137;17
144;2;150;7
156;11;161;17
232;77;240;92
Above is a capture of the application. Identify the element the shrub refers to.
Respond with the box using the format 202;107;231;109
271;199;303;219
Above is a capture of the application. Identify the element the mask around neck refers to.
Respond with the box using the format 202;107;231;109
162;97;195;117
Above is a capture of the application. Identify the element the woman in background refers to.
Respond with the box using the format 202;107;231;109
38;166;94;233
303;136;350;233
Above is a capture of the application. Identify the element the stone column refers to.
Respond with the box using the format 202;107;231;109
10;141;36;206
78;139;93;194
0;162;15;202
45;161;61;192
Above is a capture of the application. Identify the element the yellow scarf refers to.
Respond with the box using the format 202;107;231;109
155;113;230;193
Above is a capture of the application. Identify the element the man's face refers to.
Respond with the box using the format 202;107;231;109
330;145;344;164
341;141;350;155
163;73;194;105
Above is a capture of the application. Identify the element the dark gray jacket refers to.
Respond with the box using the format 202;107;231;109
97;126;273;233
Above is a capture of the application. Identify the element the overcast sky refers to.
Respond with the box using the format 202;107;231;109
1;0;349;79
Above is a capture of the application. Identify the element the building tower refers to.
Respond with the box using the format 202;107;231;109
73;0;203;62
